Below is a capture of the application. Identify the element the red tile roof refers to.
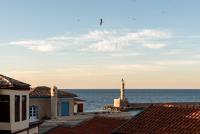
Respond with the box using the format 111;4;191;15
0;74;30;90
30;86;77;98
113;104;200;134
48;116;128;134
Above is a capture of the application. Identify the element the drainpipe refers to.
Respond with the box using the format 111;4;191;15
51;86;58;119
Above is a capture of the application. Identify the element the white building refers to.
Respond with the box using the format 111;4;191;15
29;86;84;122
0;74;39;134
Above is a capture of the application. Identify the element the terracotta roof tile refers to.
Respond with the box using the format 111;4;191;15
113;104;200;134
0;74;30;90
58;90;77;98
30;86;77;98
48;116;128;134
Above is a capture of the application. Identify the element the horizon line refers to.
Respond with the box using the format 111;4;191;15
59;88;200;90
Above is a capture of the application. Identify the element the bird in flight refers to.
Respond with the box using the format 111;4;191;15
100;18;103;26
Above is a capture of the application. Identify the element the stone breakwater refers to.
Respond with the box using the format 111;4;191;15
104;102;200;112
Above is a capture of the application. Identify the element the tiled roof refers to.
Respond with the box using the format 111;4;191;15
48;116;128;134
113;104;200;134
30;86;77;98
0;74;30;90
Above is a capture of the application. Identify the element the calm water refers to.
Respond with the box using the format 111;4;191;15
64;89;200;112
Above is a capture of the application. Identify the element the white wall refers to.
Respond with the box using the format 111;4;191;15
29;126;39;134
0;89;29;133
18;131;27;134
114;98;121;107
10;126;39;134
74;104;78;113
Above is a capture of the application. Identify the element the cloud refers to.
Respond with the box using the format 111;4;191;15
154;60;199;66
84;29;170;52
110;52;141;57
143;43;166;49
86;40;122;52
54;63;166;78
162;50;183;55
107;64;166;72
10;40;60;52
9;29;170;52
83;30;116;40
193;55;200;59
125;29;170;40
6;70;41;75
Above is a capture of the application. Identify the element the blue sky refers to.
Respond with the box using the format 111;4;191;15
1;0;200;88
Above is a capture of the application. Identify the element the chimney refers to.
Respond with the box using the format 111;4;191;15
51;86;58;119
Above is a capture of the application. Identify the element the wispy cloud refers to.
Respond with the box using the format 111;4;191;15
9;29;171;52
110;52;141;57
193;55;200;59
107;64;166;72
6;70;41;75
53;63;166;78
154;60;199;66
162;50;183;55
143;43;166;49
10;40;59;52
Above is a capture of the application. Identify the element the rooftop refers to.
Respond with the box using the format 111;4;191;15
113;104;200;134
0;74;30;90
47;116;128;134
30;86;77;98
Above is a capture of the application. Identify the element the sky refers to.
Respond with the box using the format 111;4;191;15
1;0;200;89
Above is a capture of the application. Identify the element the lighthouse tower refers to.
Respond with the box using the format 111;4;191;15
120;78;125;100
113;78;128;108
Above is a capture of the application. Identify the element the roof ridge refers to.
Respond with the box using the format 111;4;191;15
0;74;12;87
152;104;200;109
30;87;77;98
0;74;30;89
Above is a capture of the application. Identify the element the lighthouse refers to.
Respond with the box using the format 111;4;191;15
113;78;129;108
120;78;125;100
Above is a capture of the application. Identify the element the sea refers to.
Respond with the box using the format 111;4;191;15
64;89;200;112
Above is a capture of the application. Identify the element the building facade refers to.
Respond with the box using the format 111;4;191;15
0;74;84;133
0;74;39;134
74;98;84;114
29;86;84;122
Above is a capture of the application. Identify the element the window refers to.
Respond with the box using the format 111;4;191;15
15;95;20;122
0;95;10;122
22;95;26;121
29;106;38;122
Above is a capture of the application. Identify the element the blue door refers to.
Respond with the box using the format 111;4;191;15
61;102;69;116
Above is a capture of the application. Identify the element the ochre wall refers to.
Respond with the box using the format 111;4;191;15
29;98;51;120
58;98;74;116
30;97;75;119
